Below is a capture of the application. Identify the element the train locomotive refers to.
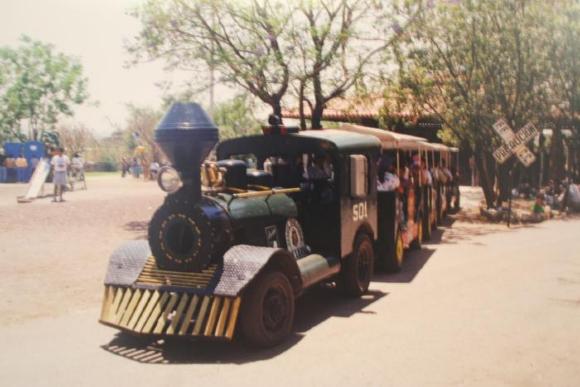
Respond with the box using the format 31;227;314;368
99;103;381;347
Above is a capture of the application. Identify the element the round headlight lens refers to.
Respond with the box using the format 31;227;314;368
157;166;182;193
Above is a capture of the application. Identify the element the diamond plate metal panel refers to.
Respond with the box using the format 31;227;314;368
104;241;151;286
213;245;282;297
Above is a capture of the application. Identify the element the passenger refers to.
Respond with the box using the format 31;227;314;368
304;154;330;180
377;157;400;192
421;157;432;186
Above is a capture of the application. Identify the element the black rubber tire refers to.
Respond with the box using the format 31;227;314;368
422;208;431;241
147;195;211;272
382;228;404;273
240;271;295;348
410;216;423;250
341;234;374;297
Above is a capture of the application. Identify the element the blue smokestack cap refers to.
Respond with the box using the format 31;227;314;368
155;102;219;177
155;102;218;139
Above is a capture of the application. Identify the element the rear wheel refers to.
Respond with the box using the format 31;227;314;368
382;228;404;273
410;217;423;250
240;271;295;348
342;234;374;296
422;208;431;241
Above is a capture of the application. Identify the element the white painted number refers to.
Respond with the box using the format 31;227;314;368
353;202;368;222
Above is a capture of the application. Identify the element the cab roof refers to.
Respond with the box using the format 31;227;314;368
216;128;380;160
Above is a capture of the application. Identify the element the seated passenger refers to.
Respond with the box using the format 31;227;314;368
377;157;400;192
304;154;331;180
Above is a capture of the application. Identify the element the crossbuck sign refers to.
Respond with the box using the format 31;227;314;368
492;119;539;167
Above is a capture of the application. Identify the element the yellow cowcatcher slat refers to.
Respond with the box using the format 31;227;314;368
119;289;143;327
225;297;241;340
214;297;231;337
100;286;115;322
134;291;161;333
153;293;180;334
127;290;152;330
109;287;125;322
178;295;200;336
204;296;222;336
141;292;170;334
115;288;134;324
192;296;211;336
166;293;190;335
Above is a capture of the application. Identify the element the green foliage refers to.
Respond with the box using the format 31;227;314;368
129;0;293;116
128;0;408;128
384;0;579;206
212;95;261;139
0;35;89;142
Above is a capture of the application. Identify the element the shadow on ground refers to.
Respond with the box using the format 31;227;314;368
101;288;386;365
124;220;149;239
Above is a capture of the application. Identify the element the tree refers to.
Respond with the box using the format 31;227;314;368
129;0;293;118
290;0;423;129
57;123;96;156
387;0;557;208
545;1;580;181
128;0;416;130
0;35;89;142
124;105;164;164
212;95;261;139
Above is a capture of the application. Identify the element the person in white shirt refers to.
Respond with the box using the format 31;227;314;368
377;160;400;192
51;147;70;202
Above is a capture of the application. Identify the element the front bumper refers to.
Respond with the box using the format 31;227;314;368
99;254;241;340
100;285;241;340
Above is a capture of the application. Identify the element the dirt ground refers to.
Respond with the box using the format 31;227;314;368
1;179;579;386
0;175;164;326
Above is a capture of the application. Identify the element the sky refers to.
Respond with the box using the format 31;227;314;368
0;0;217;137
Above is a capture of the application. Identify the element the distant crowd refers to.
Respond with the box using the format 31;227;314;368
119;156;161;181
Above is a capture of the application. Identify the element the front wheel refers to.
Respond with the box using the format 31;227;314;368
240;271;295;348
341;234;374;297
410;218;423;250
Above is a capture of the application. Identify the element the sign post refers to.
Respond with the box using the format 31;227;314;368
492;119;539;227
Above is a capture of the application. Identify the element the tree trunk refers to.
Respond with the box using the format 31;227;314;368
310;104;324;129
270;98;282;121
473;144;495;208
298;82;307;131
496;161;514;207
549;121;566;182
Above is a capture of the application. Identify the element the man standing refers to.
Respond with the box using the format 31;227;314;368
51;147;70;202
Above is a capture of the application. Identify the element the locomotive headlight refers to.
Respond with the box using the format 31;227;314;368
157;166;183;193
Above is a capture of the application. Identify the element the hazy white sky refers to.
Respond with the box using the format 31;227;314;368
0;0;211;137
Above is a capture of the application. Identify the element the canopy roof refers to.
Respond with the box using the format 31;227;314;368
337;123;428;150
216;128;380;160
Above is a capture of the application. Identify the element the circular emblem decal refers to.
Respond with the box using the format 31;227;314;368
285;218;305;250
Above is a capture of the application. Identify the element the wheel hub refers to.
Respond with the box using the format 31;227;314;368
263;287;288;332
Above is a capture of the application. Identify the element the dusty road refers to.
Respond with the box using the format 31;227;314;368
0;178;579;386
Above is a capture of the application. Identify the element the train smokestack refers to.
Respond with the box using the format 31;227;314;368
155;102;219;199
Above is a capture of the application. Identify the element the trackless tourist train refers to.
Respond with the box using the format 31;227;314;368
99;103;457;347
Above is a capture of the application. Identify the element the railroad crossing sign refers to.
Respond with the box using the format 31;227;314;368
492;119;539;167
